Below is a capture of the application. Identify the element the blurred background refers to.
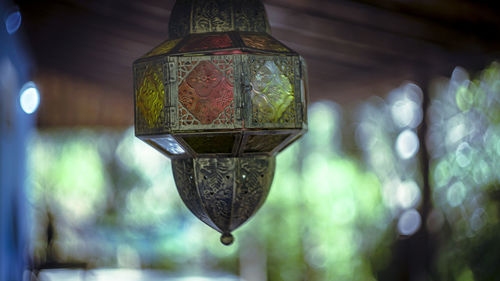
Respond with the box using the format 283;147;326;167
1;0;500;280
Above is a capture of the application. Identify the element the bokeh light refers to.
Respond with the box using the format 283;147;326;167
19;81;40;114
395;129;419;159
397;209;421;236
5;9;21;34
429;62;500;279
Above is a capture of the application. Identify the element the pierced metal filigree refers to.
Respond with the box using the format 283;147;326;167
172;156;276;234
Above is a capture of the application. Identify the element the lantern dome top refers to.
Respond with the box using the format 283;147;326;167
168;0;271;39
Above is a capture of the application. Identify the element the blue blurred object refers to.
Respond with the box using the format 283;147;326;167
5;9;21;35
0;2;33;280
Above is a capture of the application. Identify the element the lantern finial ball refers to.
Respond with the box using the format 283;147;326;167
220;233;234;246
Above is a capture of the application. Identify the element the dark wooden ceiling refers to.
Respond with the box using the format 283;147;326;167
14;0;500;127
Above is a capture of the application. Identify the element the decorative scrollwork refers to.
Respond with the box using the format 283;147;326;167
233;0;269;33
168;0;270;38
172;158;220;231
230;157;275;229
178;104;201;126
178;60;200;82
192;0;232;33
212;101;234;125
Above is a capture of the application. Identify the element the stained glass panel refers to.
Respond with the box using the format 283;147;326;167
250;61;294;123
136;65;165;130
178;34;233;52
241;34;289;52
142;38;182;58
178;60;234;125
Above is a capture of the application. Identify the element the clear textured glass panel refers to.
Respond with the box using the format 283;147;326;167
250;61;294;123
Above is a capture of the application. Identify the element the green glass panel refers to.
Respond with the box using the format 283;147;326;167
251;61;294;123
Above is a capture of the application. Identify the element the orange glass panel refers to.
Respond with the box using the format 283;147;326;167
241;34;289;52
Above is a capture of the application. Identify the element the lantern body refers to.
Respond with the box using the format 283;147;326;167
133;0;308;244
133;33;307;158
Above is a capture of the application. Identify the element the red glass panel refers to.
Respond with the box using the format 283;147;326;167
179;34;233;52
212;50;245;55
178;61;234;124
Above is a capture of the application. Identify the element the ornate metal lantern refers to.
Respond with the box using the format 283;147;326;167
133;0;308;245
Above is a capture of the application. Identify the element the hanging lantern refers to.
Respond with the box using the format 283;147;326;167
133;0;308;245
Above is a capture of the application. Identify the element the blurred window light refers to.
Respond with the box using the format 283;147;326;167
5;9;21;34
397;209;421;236
19;81;40;114
395;129;419;159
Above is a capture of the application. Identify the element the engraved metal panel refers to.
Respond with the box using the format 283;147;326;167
172;158;221;231
230;156;275;230
168;0;270;38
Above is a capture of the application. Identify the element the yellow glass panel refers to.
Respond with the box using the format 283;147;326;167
142;38;181;58
137;66;164;128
